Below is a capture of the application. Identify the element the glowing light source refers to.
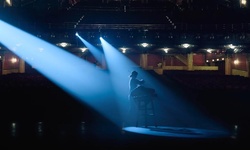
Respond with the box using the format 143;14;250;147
56;42;71;47
140;43;149;47
163;48;169;53
182;43;190;48
120;47;127;53
240;0;247;7
234;59;239;65
80;47;88;52
5;0;12;6
228;44;236;49
10;57;17;63
206;49;213;53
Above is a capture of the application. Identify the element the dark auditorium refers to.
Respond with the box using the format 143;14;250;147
0;0;250;149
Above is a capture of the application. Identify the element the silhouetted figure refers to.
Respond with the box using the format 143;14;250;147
129;70;145;93
125;70;156;127
125;70;144;126
129;70;156;99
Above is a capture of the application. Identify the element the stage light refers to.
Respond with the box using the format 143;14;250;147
56;42;71;47
140;43;149;47
80;47;87;52
76;33;105;68
162;48;168;53
120;47;127;53
10;57;18;63
182;43;190;48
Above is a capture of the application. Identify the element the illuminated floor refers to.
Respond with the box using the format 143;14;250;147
122;126;231;139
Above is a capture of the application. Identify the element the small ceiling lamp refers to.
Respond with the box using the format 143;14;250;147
120;47;127;53
182;43;190;48
80;47;87;52
140;43;149;48
163;48;169;53
57;42;71;48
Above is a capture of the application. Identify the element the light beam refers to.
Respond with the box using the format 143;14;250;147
0;20;121;126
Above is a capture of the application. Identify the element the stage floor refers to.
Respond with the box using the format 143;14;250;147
0;122;248;149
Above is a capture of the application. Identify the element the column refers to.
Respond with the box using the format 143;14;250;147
246;54;250;77
187;53;193;71
225;55;232;75
140;53;148;69
19;58;25;73
1;54;5;75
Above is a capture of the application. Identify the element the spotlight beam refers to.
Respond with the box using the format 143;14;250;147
100;38;228;130
76;33;104;67
0;20;120;125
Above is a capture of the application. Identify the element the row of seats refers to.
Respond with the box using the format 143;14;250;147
163;70;250;91
0;73;56;89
